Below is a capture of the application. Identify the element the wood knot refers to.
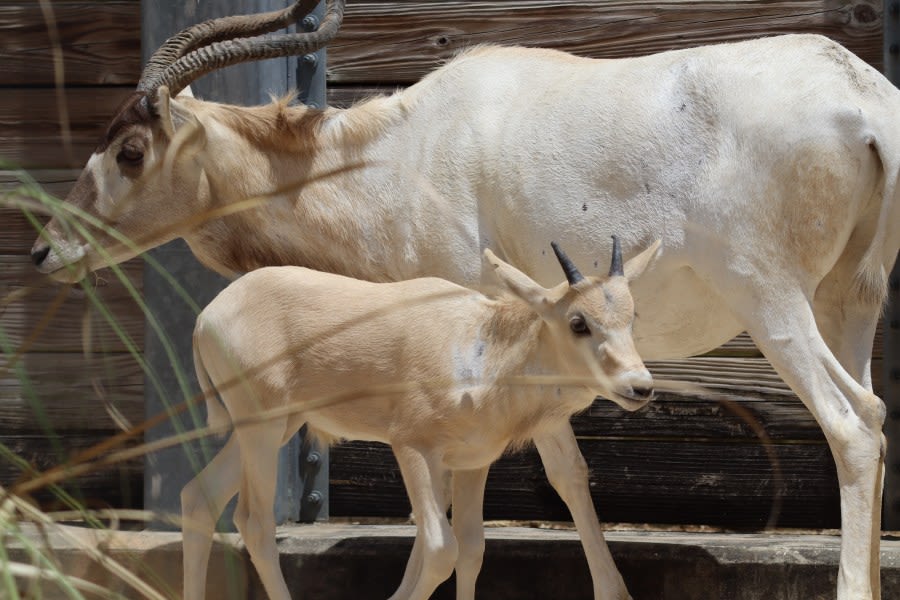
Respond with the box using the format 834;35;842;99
852;3;878;24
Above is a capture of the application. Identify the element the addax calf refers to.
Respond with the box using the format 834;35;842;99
184;239;659;600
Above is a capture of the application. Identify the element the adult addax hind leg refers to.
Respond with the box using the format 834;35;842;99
717;271;885;600
813;267;887;599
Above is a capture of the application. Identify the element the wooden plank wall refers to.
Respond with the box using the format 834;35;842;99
0;0;885;529
1;0;143;508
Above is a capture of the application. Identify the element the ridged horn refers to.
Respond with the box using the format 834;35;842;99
551;241;584;285
138;1;321;93
139;0;345;101
608;235;624;277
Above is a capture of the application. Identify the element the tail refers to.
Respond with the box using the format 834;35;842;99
192;330;232;435
853;127;899;308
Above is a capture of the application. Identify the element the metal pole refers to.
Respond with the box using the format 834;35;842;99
294;1;329;522
882;0;900;530
142;0;328;528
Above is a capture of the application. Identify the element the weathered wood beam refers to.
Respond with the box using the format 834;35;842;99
0;1;141;87
0;87;134;168
0;431;142;511
330;437;839;529
327;0;882;84
2;1;883;89
0;352;144;430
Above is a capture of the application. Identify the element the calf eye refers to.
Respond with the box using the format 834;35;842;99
570;315;590;336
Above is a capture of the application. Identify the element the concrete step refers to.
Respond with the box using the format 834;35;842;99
7;523;900;599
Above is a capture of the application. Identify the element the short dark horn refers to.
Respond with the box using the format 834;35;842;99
551;241;584;285
608;235;624;277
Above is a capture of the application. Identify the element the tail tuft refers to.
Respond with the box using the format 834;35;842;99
852;261;888;309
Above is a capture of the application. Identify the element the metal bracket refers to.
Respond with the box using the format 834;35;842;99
299;427;329;522
295;1;327;110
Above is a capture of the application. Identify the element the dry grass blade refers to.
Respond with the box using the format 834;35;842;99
0;282;72;377
37;0;73;165
6;493;169;600
5;562;123;599
10;365;624;500
80;297;134;431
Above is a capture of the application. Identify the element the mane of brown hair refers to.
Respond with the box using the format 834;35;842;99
210;92;403;154
211;94;327;154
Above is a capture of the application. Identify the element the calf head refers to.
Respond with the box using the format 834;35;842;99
485;237;660;410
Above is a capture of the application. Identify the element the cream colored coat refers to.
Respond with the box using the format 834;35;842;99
186;245;657;600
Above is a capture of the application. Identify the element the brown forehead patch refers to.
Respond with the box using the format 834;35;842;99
97;92;155;152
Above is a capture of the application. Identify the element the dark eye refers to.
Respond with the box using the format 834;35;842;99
116;146;144;168
570;315;590;336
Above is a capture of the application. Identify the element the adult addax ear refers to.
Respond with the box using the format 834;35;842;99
155;86;207;175
156;86;201;139
484;249;554;308
623;239;662;282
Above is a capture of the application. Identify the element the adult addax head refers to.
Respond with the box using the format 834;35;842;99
30;0;345;281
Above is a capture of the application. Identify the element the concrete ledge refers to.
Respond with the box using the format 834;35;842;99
7;523;900;599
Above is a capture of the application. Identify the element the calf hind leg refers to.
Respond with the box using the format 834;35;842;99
232;423;292;600
181;435;242;600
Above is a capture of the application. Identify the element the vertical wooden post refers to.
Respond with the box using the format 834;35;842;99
883;0;900;530
141;0;327;528
886;267;900;530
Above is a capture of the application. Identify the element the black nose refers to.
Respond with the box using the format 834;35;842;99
31;245;50;266
632;386;654;400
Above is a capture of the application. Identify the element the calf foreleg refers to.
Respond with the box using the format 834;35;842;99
389;468;451;600
390;446;458;600
451;467;490;600
534;424;631;600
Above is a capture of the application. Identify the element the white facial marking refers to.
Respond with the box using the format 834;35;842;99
36;238;87;275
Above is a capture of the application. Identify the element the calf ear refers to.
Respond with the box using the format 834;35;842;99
484;249;552;308
623;240;662;282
